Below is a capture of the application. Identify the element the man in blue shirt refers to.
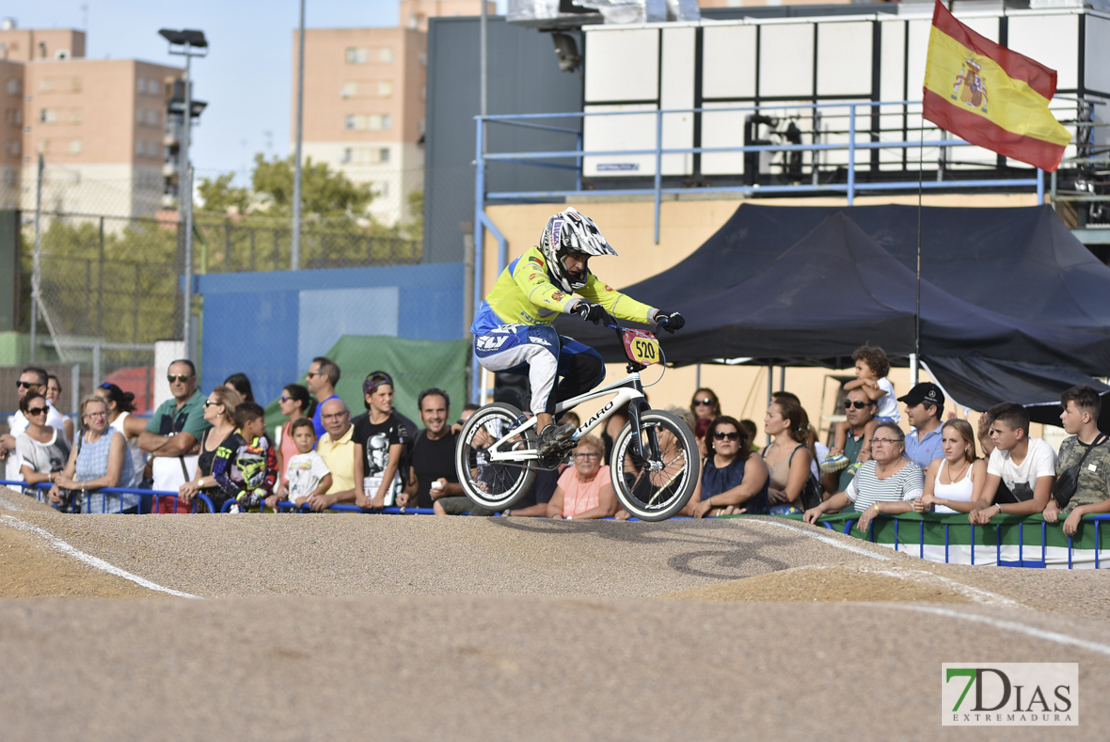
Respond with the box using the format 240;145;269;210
900;382;945;470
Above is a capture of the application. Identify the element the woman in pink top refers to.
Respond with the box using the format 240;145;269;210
275;384;312;485
547;435;617;519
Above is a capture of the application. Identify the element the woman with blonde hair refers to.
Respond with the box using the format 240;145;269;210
916;419;985;514
177;386;241;507
49;395;134;513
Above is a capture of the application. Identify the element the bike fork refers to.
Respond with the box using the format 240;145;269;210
625;398;660;468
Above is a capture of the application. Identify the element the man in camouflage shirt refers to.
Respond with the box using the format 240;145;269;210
1044;385;1110;536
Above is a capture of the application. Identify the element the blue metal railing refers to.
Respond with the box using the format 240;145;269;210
1;480;216;514
474;99;1054;255
820;512;1110;569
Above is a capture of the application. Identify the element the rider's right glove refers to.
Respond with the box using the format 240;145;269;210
572;301;614;326
654;310;685;333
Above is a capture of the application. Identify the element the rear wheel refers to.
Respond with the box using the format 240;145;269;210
455;402;537;512
610;410;699;521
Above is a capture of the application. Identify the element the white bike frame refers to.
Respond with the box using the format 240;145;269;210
485;372;646;464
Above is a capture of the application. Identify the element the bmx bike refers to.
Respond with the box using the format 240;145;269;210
455;320;699;521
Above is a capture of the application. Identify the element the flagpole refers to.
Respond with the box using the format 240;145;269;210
913;119;924;388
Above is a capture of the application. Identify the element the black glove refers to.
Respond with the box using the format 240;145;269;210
572;301;613;327
655;310;685;333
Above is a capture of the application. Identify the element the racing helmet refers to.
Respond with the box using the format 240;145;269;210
539;206;617;293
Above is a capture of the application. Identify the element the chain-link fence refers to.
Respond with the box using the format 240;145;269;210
4;159;470;419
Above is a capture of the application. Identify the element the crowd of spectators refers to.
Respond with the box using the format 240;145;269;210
3;350;1109;535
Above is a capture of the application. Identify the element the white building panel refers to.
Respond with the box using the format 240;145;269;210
1088;15;1110;95
582;103;658;176
1008;13;1079;90
816;22;873;97
661;27;695;175
701;25;756;100
759;23;814;99
584;28;659;102
700;103;748;176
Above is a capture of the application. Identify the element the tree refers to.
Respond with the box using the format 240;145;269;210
197;172;251;215
251;154;373;220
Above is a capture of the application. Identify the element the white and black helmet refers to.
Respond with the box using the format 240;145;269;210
539;207;617;293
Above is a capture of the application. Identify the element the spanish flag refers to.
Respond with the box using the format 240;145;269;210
922;0;1072;172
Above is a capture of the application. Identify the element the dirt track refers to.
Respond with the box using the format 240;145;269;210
2;485;1108;741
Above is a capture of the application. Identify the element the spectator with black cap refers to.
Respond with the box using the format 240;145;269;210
900;382;945;470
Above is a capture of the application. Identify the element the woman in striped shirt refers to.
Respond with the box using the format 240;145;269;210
803;421;923;531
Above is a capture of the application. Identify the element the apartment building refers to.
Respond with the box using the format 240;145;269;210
294;1;491;226
0;20;183;218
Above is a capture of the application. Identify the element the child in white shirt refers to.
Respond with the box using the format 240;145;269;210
268;418;332;508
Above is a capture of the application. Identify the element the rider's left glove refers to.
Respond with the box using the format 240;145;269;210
654;310;685;333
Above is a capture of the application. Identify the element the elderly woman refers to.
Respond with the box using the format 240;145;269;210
178;387;241;509
915;419;985;515
761;395;816;514
49;395;135;514
804;421;924;531
692;415;769;518
15;392;71;498
547;435;617;519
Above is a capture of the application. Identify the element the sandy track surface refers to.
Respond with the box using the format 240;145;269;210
2;486;1108;740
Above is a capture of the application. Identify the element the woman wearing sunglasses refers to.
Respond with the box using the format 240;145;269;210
177;387;241;509
274;384;313;495
48;395;135;514
689;388;721;421
804;421;924;531
692;415;769;518
14;392;71;499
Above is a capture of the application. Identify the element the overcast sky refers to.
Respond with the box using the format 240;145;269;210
5;0;503;181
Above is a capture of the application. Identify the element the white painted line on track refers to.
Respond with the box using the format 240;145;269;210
743;517;893;561
884;603;1110;658
0;514;201;600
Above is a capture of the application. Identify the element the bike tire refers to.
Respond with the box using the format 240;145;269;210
610;410;699;522
455;402;537;512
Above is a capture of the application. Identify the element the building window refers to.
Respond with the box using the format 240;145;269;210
345;114;361;130
378;81;392;98
380;147;390;163
6;79;20;95
341;147;353;164
69;139;81;154
379;47;393;64
13;109;21;125
136;140;145;156
346;47;368;64
147;109;158;126
372;114;390;131
341;82;357;99
418;51;427;67
40;108;57;124
137;77;146;94
136;108;145;125
39;78;53;92
70;108;82;124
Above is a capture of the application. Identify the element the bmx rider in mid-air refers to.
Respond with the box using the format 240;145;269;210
470;206;684;457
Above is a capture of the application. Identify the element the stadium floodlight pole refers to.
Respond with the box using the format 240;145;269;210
291;0;306;271
159;28;208;360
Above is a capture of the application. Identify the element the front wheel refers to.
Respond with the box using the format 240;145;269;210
610;410;699;522
455;402;537;512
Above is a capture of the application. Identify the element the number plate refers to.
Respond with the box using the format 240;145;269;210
622;328;660;367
